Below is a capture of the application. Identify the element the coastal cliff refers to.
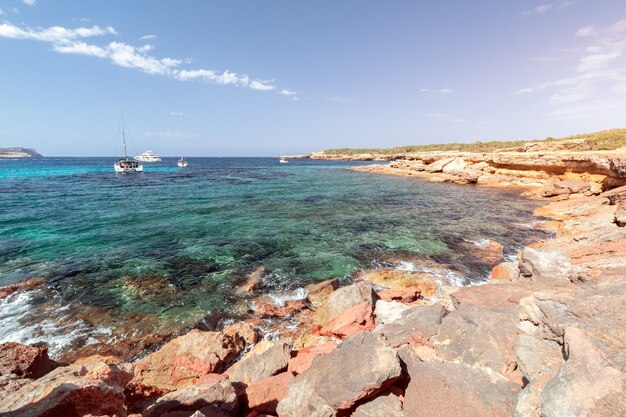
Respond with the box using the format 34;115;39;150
0;143;625;416
0;147;42;158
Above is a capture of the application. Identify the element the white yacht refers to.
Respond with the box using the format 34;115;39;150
279;156;288;163
177;138;188;167
134;150;162;162
114;107;143;173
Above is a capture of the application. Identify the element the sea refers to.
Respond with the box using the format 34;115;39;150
0;157;548;360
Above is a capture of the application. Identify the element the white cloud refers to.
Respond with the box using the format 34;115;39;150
11;7;20;15
169;111;183;116
0;8;4;15
420;88;455;94
0;21;286;94
23;0;37;6
558;0;577;9
279;89;297;96
250;80;275;91
523;4;553;16
523;1;575;16
576;26;596;37
53;41;108;57
515;18;626;120
140;34;156;41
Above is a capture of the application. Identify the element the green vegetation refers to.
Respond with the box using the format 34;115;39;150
322;128;626;155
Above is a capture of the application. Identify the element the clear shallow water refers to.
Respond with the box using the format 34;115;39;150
0;157;547;358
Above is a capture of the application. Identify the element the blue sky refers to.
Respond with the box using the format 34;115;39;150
1;0;626;156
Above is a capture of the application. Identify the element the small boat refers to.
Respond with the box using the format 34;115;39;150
177;139;188;167
134;149;162;162
114;107;143;173
279;156;288;163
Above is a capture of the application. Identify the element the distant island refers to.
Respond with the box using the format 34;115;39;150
0;147;42;158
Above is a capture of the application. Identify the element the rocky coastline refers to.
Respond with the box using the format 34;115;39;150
0;147;42;158
1;151;625;417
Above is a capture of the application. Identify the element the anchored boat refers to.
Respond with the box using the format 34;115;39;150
114;107;143;173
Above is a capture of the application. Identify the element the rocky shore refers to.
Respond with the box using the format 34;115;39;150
1;153;625;416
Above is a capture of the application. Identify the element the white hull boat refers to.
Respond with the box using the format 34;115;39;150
114;107;144;173
134;150;162;162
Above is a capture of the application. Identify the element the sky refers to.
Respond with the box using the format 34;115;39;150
1;0;626;156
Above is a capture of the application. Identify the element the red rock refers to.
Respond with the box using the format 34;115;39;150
223;322;259;346
450;282;532;311
0;358;133;417
246;371;293;414
0;285;19;299
318;301;375;339
474;239;504;264
377;287;420;302
0;342;59;379
252;299;309;318
490;262;519;282
403;361;520;417
144;378;238;417
287;343;338;375
225;340;291;385
277;333;402;417
239;266;266;293
128;329;245;396
312;281;378;326
305;278;339;308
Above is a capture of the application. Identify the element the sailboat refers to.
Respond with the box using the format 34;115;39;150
177;138;188;167
114;107;143;173
279;144;288;163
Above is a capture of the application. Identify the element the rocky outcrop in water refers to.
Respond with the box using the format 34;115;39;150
0;147;42;158
349;149;626;196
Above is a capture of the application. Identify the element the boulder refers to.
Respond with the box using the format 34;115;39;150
539;183;571;198
373;300;412;324
441;157;467;173
252;299;309;318
276;333;402;417
518;247;576;285
129;329;245;395
376;287;420;303
318;301;375;338
541;327;625;417
403;361;520;417
223;322;259;346
246;372;293;415
144;378;239;417
450;282;531;311
490;262;519;282
473;239;504;264
425;157;455;173
431;302;519;374
312;281;378;326
375;304;446;348
351;392;404;417
238;266;265;293
601;184;626;205
225;340;290;385
305;278;339;308
0;358;133;417
451;169;482;184
0;342;59;379
287;343;337;375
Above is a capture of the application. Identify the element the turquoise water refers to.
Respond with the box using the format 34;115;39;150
0;157;546;358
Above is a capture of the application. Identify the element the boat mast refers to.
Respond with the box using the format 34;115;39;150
120;105;128;161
